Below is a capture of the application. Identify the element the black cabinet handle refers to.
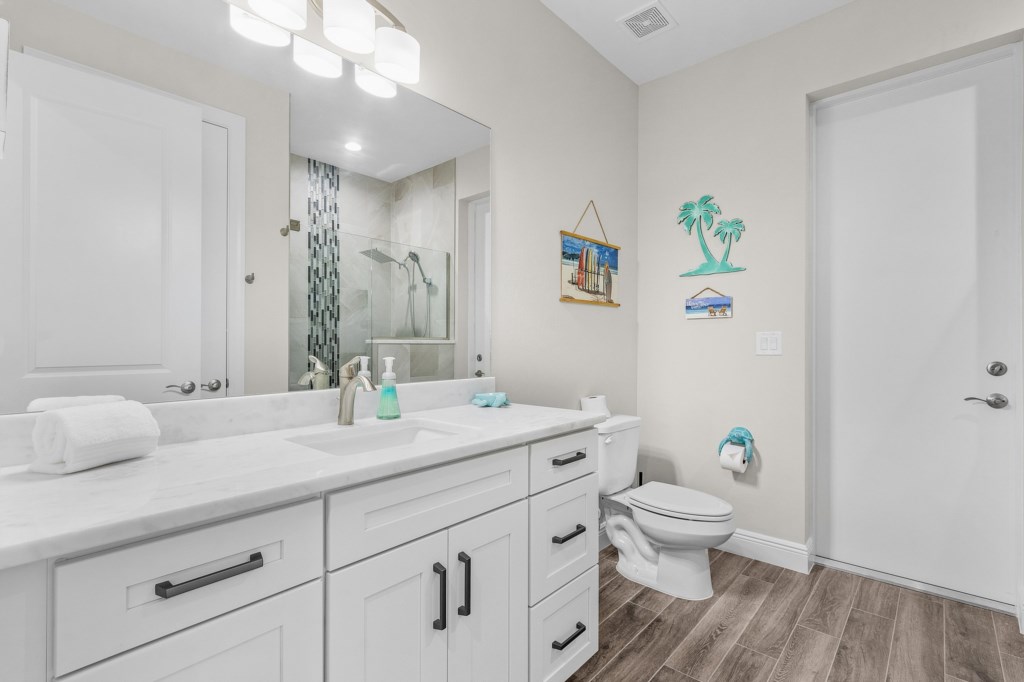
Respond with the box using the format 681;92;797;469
457;552;471;616
552;524;586;545
552;622;587;651
154;552;263;599
552;451;586;467
433;562;447;630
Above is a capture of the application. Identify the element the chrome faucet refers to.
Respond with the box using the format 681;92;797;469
338;356;377;425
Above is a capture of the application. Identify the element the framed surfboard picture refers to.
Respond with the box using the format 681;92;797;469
559;231;621;308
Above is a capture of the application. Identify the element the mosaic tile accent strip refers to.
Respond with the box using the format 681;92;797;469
308;159;340;387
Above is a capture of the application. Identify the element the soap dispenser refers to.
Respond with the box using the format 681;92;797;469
357;356;371;382
376;356;401;420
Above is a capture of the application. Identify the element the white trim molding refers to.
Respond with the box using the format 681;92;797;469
719;529;813;574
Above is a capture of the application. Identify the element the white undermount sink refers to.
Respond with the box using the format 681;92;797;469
287;419;478;457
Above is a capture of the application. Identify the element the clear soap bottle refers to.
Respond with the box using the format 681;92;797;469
376;356;401;420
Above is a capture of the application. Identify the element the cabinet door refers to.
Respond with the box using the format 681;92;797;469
448;501;529;682
328;530;448;682
62;580;322;682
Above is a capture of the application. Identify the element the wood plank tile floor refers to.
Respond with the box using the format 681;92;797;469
571;546;1024;682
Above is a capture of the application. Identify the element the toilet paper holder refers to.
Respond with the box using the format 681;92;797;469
719;427;755;464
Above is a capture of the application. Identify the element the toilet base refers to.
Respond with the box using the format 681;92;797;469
615;546;713;601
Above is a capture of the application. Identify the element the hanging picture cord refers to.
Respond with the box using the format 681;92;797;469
572;200;610;244
689;286;727;299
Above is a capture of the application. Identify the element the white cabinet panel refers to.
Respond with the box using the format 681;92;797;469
63;580;323;682
528;567;599;682
528;430;597;494
529;474;599;605
328;530;449;682
327;447;528;569
54;499;322;676
448;501;528;682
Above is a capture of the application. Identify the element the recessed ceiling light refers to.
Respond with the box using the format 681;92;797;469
345;141;363;152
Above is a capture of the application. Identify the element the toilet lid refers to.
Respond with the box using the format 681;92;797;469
627;482;734;521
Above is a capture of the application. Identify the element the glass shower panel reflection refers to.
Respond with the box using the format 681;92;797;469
362;238;450;340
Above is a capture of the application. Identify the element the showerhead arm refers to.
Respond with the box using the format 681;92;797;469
361;248;409;271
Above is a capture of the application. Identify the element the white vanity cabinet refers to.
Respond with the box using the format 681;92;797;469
17;424;600;682
327;501;528;682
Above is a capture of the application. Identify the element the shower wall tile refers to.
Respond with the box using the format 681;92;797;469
308;159;341;387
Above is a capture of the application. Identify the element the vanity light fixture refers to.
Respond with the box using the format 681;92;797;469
293;36;343;78
354;65;396;98
374;26;419;84
0;17;8;159
229;5;291;47
248;0;307;31
322;0;376;54
344;141;362;152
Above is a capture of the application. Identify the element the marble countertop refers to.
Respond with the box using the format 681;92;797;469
0;403;604;571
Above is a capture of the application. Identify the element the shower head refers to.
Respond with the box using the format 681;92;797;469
405;251;432;285
360;248;402;266
407;251;420;263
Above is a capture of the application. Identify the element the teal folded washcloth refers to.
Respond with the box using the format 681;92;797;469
471;392;510;407
719;427;754;464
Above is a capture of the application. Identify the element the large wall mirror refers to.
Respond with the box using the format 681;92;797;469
0;0;491;415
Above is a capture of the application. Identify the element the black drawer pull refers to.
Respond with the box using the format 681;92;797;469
154;552;263;599
433;562;447;630
552;524;586;545
552;451;586;467
552;622;587;651
457;551;471;616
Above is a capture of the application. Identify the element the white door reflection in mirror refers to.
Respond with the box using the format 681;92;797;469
0;53;206;412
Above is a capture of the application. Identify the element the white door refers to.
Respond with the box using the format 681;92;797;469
328;530;448;682
467;196;491;378
201;122;229;398
814;45;1023;605
448;501;528;682
0;51;203;412
62;581;323;682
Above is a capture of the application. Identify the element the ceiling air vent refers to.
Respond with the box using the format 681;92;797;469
619;3;676;41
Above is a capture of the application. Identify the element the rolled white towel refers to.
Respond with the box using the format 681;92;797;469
30;401;160;474
26;395;125;413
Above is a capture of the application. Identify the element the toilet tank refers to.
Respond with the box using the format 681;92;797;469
595;415;642;495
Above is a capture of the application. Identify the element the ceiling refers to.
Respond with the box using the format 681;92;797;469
539;0;855;84
51;0;490;182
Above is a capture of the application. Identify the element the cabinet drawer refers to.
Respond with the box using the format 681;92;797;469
62;580;323;682
529;473;599;605
54;499;323;676
528;566;599;682
529;430;597;494
327;447;528;569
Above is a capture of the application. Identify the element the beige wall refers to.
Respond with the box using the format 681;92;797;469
388;0;640;414
3;0;290;396
637;0;1024;544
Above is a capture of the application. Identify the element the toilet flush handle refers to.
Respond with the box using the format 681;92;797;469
604;435;615;445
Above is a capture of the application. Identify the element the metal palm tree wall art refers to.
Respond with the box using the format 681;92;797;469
677;195;748;277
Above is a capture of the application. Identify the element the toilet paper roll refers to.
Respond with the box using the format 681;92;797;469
579;395;611;417
720;442;748;473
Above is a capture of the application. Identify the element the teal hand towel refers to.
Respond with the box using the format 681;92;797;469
471;392;510;407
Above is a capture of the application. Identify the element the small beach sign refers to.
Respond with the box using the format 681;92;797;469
685;288;733;320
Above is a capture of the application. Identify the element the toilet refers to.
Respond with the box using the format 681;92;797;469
596;415;736;600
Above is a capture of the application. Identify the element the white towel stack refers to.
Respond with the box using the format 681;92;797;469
30;401;161;474
26;395;125;413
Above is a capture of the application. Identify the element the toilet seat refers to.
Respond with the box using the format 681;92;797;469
627;482;733;522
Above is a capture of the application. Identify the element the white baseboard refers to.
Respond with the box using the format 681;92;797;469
601;524;811;575
719;529;813;574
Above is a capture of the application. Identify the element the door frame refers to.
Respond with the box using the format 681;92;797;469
808;41;1024;623
22;48;247;398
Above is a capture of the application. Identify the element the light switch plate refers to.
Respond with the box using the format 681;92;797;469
756;331;782;356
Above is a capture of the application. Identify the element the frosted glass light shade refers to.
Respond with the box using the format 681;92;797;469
354;65;397;99
293;37;343;78
248;0;306;30
0;18;8;159
229;5;291;47
323;0;376;54
374;27;420;84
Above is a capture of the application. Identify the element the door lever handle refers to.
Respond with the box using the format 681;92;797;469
964;393;1008;409
202;379;222;392
165;381;196;395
